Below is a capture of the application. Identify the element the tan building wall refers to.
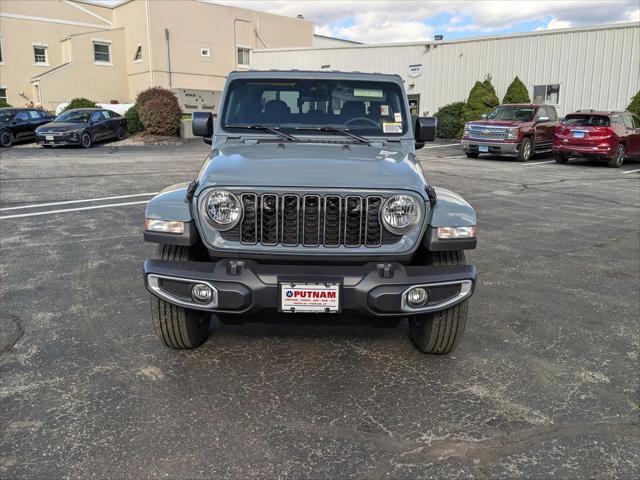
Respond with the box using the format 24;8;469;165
0;0;313;110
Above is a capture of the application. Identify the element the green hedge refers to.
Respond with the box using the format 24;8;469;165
125;105;144;134
434;102;466;139
503;76;531;104
138;94;181;136
63;97;98;111
0;99;12;108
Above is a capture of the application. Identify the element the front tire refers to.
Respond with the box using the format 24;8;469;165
465;152;479;158
408;251;469;354
0;129;14;148
608;144;625;168
151;245;211;349
517;137;533;162
80;132;92;148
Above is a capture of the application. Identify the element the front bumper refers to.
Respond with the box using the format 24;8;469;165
461;139;519;156
143;259;476;317
35;134;79;146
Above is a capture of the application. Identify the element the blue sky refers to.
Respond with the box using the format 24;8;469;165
98;1;640;43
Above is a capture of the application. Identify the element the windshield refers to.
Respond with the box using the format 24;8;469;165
0;110;15;122
562;115;610;127
222;78;409;137
487;106;535;121
55;110;91;123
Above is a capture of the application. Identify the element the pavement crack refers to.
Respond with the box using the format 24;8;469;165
0;314;25;354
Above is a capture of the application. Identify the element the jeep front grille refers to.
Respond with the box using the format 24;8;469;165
223;193;400;248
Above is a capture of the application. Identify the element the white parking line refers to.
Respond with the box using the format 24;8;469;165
0;192;158;211
521;160;556;166
622;168;640;174
424;143;460;149
441;155;468;159
0;201;149;220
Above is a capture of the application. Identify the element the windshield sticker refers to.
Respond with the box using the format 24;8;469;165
353;88;383;98
380;105;390;116
394;112;402;122
383;122;402;133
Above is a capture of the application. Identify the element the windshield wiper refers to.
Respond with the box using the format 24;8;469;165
293;126;371;146
225;124;299;142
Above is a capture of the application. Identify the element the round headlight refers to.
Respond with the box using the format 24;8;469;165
204;190;242;230
381;195;421;234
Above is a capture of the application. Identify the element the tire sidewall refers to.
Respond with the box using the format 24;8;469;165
0;129;13;148
613;144;625;167
81;132;92;148
519;137;533;161
116;125;126;140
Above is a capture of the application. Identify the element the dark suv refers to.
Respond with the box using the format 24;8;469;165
553;110;640;168
461;104;559;161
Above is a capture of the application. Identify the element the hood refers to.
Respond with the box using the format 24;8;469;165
468;119;524;127
197;142;427;198
37;122;85;132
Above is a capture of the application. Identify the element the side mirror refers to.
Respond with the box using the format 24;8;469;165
537;116;550;123
414;116;437;149
192;111;213;139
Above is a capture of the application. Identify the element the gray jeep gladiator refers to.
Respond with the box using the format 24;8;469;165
143;70;477;354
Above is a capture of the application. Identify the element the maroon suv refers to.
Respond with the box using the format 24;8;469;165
461;104;559;162
553;110;640;168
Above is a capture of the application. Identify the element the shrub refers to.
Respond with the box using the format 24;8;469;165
135;87;173;110
503;76;531;104
434;101;466;139
138;95;181;136
0;99;12;108
63;97;98;111
627;90;640;117
125;105;144;134
462;75;499;124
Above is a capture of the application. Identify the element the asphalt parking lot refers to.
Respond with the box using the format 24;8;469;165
1;140;639;479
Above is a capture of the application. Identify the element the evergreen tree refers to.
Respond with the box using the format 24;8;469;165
503;76;531;104
627;90;640;117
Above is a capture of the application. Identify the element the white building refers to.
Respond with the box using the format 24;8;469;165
254;22;640;117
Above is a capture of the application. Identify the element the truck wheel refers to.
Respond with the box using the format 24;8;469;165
408;251;468;354
607;144;625;168
517;137;533;162
554;151;569;164
465;152;479;158
0;130;14;148
151;244;211;349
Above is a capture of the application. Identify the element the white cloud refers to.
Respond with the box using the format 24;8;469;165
168;1;640;42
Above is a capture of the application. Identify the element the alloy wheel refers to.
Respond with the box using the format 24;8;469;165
0;130;12;147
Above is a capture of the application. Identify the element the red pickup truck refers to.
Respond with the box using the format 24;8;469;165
461;104;559;162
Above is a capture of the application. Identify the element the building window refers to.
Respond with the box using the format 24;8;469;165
93;42;111;63
33;45;48;65
200;47;210;57
237;47;250;66
533;84;560;105
133;45;142;62
0;87;7;103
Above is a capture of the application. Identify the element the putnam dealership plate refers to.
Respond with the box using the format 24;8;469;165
572;131;586;138
279;282;341;313
479;145;489;152
45;135;54;141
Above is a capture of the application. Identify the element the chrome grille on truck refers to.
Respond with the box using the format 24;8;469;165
467;125;509;140
226;193;399;247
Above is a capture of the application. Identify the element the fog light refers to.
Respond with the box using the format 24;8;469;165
406;287;428;307
191;283;213;303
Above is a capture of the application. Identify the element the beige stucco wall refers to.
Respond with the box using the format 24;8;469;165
0;0;314;109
